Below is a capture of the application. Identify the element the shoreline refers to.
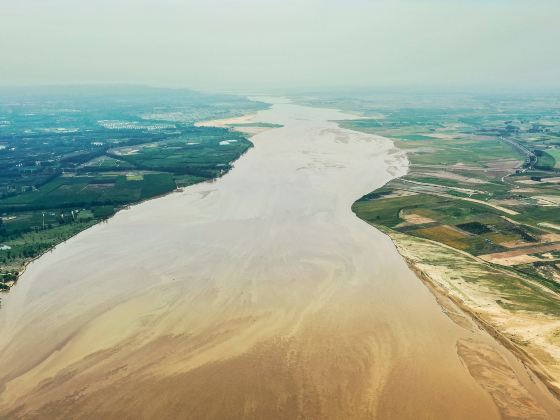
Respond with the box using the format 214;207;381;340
305;97;560;412
0;115;264;295
374;223;560;407
0;100;513;418
1;99;557;417
407;250;560;399
1;188;186;294
0;221;96;294
319;109;560;415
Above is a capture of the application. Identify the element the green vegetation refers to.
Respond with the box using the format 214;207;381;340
304;92;560;296
106;127;250;178
0;86;267;289
0;173;176;211
534;150;556;170
548;148;560;169
390;231;560;316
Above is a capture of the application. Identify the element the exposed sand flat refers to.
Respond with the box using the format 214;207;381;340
195;113;272;135
0;100;555;419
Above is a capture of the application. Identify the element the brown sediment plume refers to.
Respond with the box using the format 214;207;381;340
404;249;560;398
0;99;555;419
457;338;550;420
390;236;560;413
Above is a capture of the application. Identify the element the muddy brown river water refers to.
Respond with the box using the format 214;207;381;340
0;99;557;419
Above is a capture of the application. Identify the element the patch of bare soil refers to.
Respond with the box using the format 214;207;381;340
386;229;560;411
400;211;435;225
479;243;560;265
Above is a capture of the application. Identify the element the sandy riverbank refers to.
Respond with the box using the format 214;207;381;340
0;99;557;418
383;227;560;410
195;113;275;135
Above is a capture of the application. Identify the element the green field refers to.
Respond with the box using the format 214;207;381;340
342;120;523;166
327;94;560;292
109;128;251;178
0;87;267;288
0;173;175;211
534;150;556;170
547;148;560;169
352;191;544;256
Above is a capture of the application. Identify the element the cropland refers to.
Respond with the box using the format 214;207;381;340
0;86;267;289
299;92;560;398
4;100;558;419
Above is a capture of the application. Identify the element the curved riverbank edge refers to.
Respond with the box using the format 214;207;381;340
0;113;266;296
1;98;557;418
367;223;560;411
228;100;560;414
303;100;560;414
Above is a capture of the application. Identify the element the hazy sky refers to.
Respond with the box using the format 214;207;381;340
1;0;559;91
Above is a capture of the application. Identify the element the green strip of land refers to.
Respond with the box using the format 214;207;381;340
0;86;268;289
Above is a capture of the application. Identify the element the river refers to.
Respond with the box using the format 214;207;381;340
0;99;555;418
